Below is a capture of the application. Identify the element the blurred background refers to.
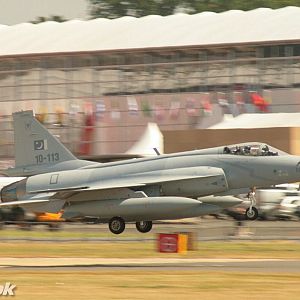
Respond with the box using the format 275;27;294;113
0;0;299;233
0;1;300;162
1;2;300;299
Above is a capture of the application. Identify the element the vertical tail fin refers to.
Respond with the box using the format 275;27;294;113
13;110;77;169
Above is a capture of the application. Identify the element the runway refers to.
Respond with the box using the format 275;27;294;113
1;257;300;273
1;220;300;242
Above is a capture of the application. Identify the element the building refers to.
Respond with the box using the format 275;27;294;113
0;7;300;157
164;113;300;155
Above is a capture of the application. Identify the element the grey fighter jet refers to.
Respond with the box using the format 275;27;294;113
1;110;300;234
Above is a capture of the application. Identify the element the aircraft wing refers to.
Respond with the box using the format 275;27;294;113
86;173;218;191
54;175;216;194
0;198;65;213
0;167;227;212
22;166;227;202
0;199;49;207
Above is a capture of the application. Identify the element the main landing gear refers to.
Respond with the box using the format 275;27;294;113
245;187;259;220
108;217;125;234
136;221;152;233
108;217;153;234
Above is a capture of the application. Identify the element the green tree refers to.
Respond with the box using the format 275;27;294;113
88;0;300;18
88;0;181;18
190;0;300;12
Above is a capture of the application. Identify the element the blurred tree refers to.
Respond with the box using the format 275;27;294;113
88;0;300;18
31;15;67;24
89;0;183;18
190;0;300;12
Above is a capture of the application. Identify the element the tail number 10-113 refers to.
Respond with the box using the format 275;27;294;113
35;153;60;164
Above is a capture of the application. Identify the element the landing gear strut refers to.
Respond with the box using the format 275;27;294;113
245;187;259;220
109;217;125;234
136;221;152;233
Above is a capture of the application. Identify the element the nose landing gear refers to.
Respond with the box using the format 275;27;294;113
245;187;259;220
246;206;259;220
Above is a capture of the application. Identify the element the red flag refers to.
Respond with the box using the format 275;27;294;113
251;92;269;112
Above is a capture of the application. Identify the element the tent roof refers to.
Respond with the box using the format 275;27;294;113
0;6;300;57
209;113;300;129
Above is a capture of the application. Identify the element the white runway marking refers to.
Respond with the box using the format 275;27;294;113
0;257;288;268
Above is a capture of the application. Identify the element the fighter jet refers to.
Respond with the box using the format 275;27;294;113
1;110;300;234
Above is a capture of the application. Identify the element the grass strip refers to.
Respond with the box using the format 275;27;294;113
0;240;300;259
0;270;299;300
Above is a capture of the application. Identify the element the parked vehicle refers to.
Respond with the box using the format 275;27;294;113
0;207;63;230
256;186;300;220
224;184;300;221
275;197;300;220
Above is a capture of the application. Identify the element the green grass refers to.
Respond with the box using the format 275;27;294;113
0;240;300;258
1;228;300;259
0;227;143;239
0;238;299;300
0;270;300;300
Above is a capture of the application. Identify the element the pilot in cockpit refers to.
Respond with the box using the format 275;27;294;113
261;144;278;156
244;145;251;154
223;146;231;154
262;145;269;153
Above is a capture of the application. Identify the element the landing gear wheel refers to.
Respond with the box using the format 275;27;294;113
245;207;258;220
136;221;152;233
109;217;125;234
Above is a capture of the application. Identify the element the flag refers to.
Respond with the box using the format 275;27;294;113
251;92;269;112
169;100;180;120
96;99;106;120
110;99;121;120
186;98;198;117
201;99;212;116
127;96;139;116
141;100;152;117
34;139;47;151
154;104;165;121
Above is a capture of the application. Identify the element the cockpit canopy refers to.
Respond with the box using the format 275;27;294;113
222;143;283;156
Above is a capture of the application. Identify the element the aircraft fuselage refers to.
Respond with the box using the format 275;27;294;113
20;151;300;201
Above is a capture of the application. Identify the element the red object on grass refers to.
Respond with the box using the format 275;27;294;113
157;233;179;253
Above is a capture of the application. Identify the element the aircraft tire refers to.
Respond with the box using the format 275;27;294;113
245;207;259;220
109;217;125;234
136;221;152;233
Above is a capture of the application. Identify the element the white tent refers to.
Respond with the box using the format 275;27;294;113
126;123;164;156
208;113;300;129
0;7;300;56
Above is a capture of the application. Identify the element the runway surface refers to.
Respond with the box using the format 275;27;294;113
1;220;300;242
1;257;300;272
